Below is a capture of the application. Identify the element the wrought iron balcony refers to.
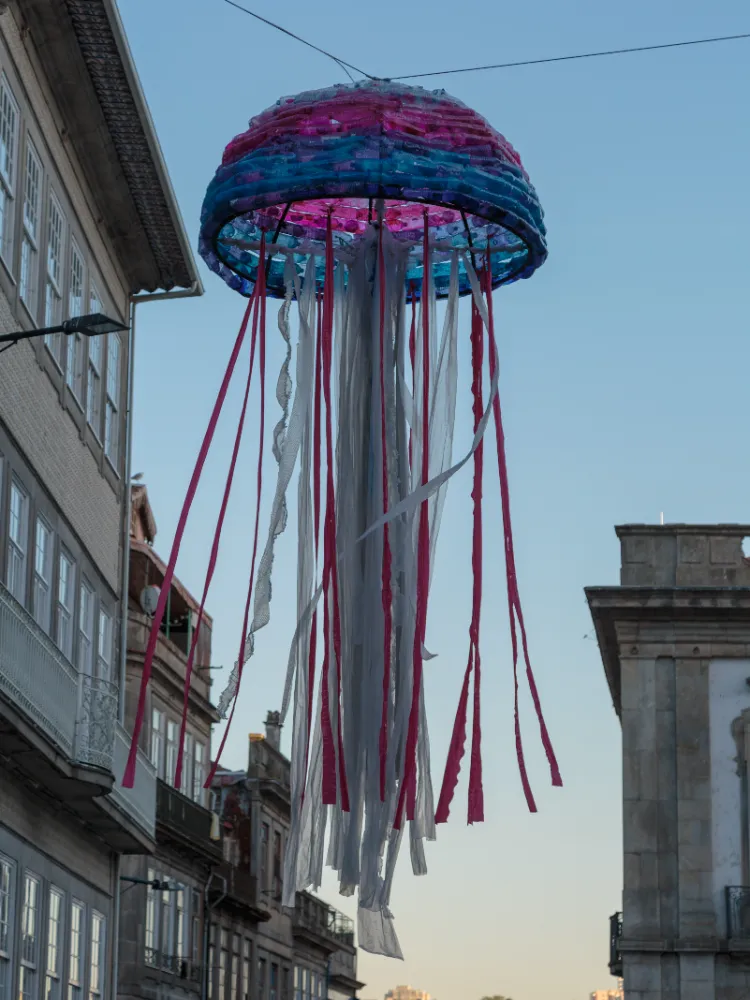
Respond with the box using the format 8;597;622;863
292;892;355;953
609;912;623;977
156;779;222;860
726;887;750;939
144;949;203;985
0;580;116;769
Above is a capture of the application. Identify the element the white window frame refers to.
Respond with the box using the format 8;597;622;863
0;856;15;1000
20;873;40;1000
7;478;29;604
150;708;165;778
66;240;85;403
166;721;178;786
44;191;65;366
180;733;193;798
78;580;94;678
19;139;41;318
88;912;105;1000
68;900;84;1000
32;516;53;633
145;869;156;964
192;741;205;804
56;550;75;661
96;607;112;681
104;334;121;468
86;284;103;437
45;887;64;1000
0;75;19;267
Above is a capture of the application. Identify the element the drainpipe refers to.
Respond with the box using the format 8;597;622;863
111;852;121;1000
202;869;227;1000
118;280;203;727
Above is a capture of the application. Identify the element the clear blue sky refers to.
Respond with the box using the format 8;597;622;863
120;1;749;997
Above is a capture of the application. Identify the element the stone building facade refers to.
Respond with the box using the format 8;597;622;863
0;6;199;1000
587;524;750;1000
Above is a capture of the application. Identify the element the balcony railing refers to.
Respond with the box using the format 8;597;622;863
215;862;259;909
726;887;750;938
0;581;117;770
144;949;203;984
111;723;157;839
609;912;623;977
293;892;355;948
157;779;221;857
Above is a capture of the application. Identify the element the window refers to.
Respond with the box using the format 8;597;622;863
294;968;301;1000
20;141;42;316
44;193;64;365
86;327;102;437
282;968;291;1000
260;824;269;891
32;517;53;632
190;890;201;967
7;480;28;603
218;931;227;1000
180;733;192;797
273;832;282;899
65;242;85;402
45;888;63;1000
0;859;13;1000
175;890;185;960
242;941;250;1000
258;959;266;1000
104;335;120;466
78;582;94;677
88;913;104;1000
207;926;215;1000
20;874;40;1000
96;608;112;681
166;721;178;785
145;871;156;962
150;709;165;777
159;885;172;962
68;902;84;1000
230;936;239;1000
270;964;278;1000
0;77;19;264
193;741;205;804
56;551;75;660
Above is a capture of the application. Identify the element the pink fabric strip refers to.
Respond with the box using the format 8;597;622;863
378;226;393;803
302;296;324;804
123;292;256;788
484;259;562;806
174;282;261;791
206;237;268;787
320;218;339;806
394;216;431;831
434;298;484;824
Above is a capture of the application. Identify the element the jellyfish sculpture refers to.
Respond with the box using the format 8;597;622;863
125;80;561;958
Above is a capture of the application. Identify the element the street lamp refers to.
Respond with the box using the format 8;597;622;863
0;312;129;354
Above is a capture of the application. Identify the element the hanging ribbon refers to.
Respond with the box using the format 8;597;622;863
123;290;257;788
207;234;268;786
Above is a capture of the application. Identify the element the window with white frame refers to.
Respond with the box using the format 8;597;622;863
66;242;85;402
242;941;251;1000
20;141;42;315
0;76;18;266
145;870;156;963
68;901;84;1000
7;479;29;603
257;957;266;1000
78;581;94;677
104;335;120;466
19;873;40;1000
230;935;239;1000
88;912;104;1000
175;891;185;960
0;858;13;1000
150;708;165;777
166;721;178;785
32;516;53;632
44;192;65;366
96;608;112;681
56;551;75;661
190;890;200;967
219;931;228;1000
270;963;278;1000
193;741;205;804
207;926;215;1000
180;733;193;797
45;887;63;1000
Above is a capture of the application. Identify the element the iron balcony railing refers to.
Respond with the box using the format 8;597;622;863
293;892;355;948
157;779;221;856
609;912;623;977
0;580;117;769
144;949;203;983
726;887;750;938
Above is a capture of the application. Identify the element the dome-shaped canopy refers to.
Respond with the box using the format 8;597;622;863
199;80;547;298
